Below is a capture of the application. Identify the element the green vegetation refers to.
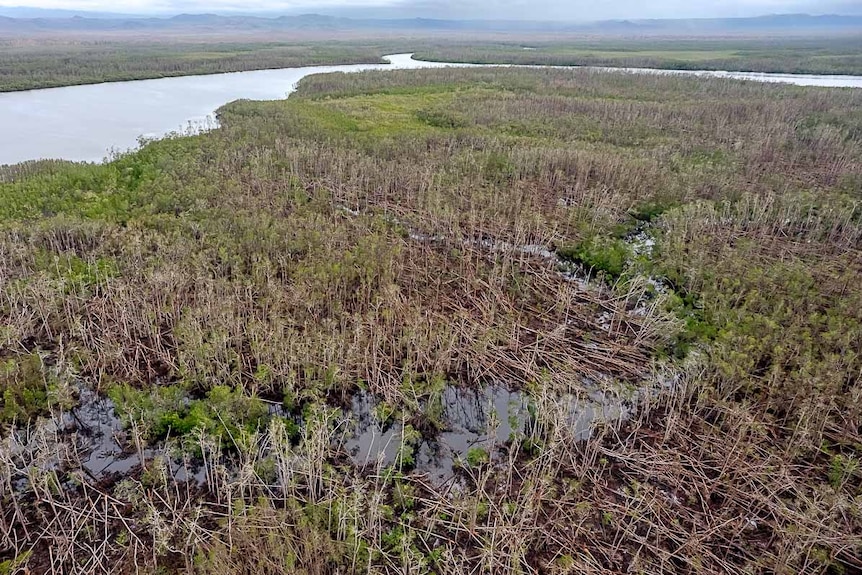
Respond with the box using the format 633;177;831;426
2;35;861;94
0;39;403;92
415;36;862;75
558;236;632;279
0;551;31;575
464;446;490;467
1;354;54;425
109;384;270;446
1;61;861;574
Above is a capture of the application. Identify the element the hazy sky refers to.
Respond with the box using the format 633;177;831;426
0;0;860;18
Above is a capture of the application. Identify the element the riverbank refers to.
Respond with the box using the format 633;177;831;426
0;39;403;92
3;51;862;168
413;36;862;76
3;35;861;93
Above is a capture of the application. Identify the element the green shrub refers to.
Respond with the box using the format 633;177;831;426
415;108;467;129
395;425;422;470
629;199;677;222
0;551;31;575
558;236;631;279
109;383;269;448
0;354;55;426
465;446;490;467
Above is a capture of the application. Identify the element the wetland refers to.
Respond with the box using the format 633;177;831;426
1;47;861;575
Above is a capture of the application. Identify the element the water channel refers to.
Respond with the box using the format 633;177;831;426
2;53;861;166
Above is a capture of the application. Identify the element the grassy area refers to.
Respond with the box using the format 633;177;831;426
1;64;861;574
415;37;862;75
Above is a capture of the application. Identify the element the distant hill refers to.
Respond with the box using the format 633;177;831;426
0;12;861;35
0;6;145;19
615;14;862;32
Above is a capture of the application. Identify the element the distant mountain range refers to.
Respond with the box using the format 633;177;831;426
0;6;145;18
1;11;861;35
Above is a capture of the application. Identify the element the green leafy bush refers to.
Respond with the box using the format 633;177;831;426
109;383;269;448
0;354;54;426
558;236;632;279
465;446;490;467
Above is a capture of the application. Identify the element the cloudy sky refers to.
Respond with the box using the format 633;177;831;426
0;0;859;19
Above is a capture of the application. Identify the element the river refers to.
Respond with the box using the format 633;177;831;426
1;53;861;166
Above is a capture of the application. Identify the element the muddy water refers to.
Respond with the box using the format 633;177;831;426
344;386;530;481
66;386;138;478
49;387;206;485
18;385;451;486
343;383;645;484
39;379;644;488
